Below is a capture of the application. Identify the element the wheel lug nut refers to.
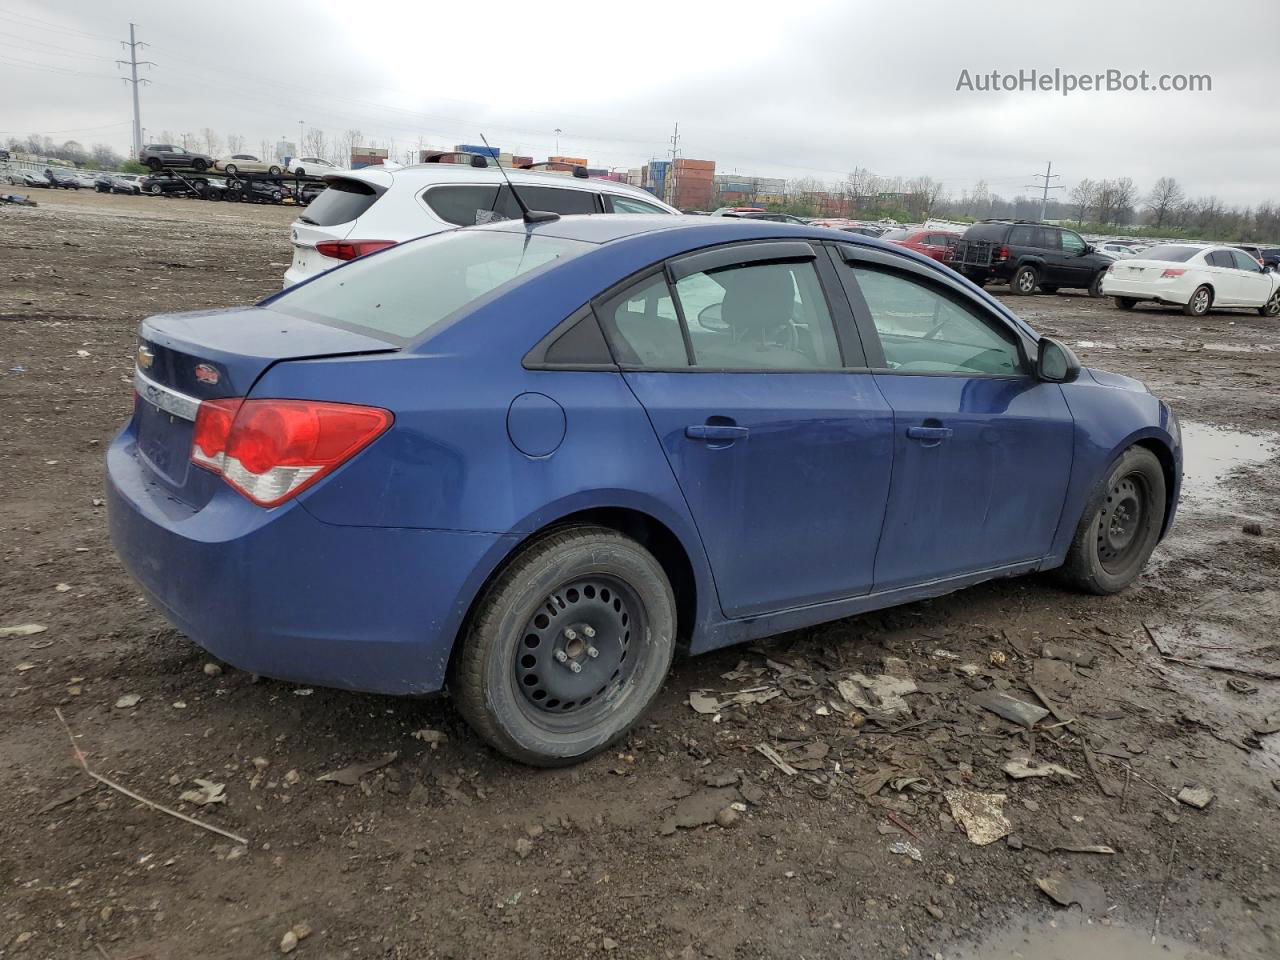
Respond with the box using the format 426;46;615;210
564;628;577;641
583;626;595;638
554;650;568;663
586;645;599;658
569;661;582;673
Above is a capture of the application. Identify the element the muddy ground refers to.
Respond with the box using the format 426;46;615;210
1;190;1278;959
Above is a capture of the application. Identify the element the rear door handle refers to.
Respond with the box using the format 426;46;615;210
686;424;750;442
906;426;953;442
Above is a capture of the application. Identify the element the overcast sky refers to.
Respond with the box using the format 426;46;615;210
3;0;1277;205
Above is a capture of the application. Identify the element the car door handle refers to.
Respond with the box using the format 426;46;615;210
906;426;953;442
686;424;750;442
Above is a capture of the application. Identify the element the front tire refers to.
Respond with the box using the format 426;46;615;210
1088;272;1106;298
1114;297;1137;310
192;158;208;172
1061;446;1166;595
224;164;238;176
268;165;281;175
450;526;676;767
1260;290;1280;317
1011;264;1038;295
1183;285;1212;316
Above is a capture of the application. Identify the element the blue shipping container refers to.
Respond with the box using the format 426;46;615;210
455;144;500;158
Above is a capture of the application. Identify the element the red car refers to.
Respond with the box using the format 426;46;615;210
881;228;961;264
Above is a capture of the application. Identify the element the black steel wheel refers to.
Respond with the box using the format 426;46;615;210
1061;445;1166;594
451;526;676;767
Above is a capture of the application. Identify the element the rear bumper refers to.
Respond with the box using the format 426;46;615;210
106;424;512;695
1100;274;1191;304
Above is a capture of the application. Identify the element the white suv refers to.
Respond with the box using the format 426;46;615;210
283;163;678;287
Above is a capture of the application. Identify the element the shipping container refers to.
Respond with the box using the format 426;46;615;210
512;155;534;167
673;158;714;171
455;144;500;158
548;155;588;166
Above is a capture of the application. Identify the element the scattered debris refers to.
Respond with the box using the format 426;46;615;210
944;790;1010;845
412;728;447;748
0;623;46;638
1242;521;1264;536
754;743;798;776
316;752;398;786
55;582;71;592
114;694;141;709
1040;643;1095;667
280;929;299;954
973;690;1049;728
836;669;918;721
202;662;223;677
1176;785;1214;809
1036;873;1107;913
179;779;227;806
514;837;534;859
1003;757;1080;781
688;691;721;715
1251;714;1280;736
39;781;99;814
714;806;739;828
887;840;922;862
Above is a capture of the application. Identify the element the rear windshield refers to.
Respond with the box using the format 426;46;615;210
962;223;1008;241
299;179;381;226
880;229;912;241
272;229;591;341
1140;244;1202;262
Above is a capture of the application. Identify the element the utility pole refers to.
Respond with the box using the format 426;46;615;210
116;23;154;159
1025;160;1063;222
298;120;304;155
554;128;562;155
666;122;680;206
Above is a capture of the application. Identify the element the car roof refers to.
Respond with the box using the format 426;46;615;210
333;163;671;206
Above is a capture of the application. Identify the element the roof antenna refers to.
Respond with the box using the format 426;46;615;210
481;134;558;225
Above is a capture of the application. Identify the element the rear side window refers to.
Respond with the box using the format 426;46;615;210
1035;227;1062;250
496;186;599;218
273;230;591;342
425;184;501;225
1007;225;1035;245
599;274;689;368
607;195;669;215
1207;250;1233;268
302;179;382;227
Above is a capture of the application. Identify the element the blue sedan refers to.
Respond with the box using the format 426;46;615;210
107;214;1182;766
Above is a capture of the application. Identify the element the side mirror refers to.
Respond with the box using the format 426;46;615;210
1037;336;1081;383
1083;244;1095;255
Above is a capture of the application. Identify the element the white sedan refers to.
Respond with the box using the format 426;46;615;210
289;156;338;176
1101;243;1280;317
213;154;283;176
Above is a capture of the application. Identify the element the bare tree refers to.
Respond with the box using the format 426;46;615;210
1145;177;1185;229
341;129;363;165
1109;177;1138;225
303;127;327;160
226;133;245;154
201;128;221;157
1069;179;1097;224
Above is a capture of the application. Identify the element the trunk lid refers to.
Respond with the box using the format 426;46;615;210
288;171;393;283
133;306;396;504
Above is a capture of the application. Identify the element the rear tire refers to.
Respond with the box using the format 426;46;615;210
1260;290;1280;317
1088;272;1106;298
268;165;281;175
1061;446;1166;595
147;184;162;195
450;526;676;767
1183;285;1212;316
146;158;162;171
1011;264;1038;295
192;158;208;172
1115;296;1137;310
224;164;238;176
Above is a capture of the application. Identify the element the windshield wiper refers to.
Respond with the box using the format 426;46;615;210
298;215;318;225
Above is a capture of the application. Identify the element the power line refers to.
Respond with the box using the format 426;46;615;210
1025;161;1064;222
115;22;153;160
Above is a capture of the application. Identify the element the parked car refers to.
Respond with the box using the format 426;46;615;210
226;180;286;203
139;144;212;172
951;220;1114;296
295;182;327;206
215;154;283;176
43;168;80;189
95;174;141;195
109;214;1182;766
1101;243;1280;317
1231;244;1267;267
880;228;961;264
1257;247;1280;272
139;175;209;198
715;210;810;224
284;164;680;287
289;156;338;177
1096;241;1142;259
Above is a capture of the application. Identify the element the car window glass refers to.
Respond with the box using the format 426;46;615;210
1207;250;1232;268
598;274;689;368
1230;250;1261;272
1008;225;1034;245
610;195;668;214
425;184;502;225
1035;227;1062;250
851;267;1022;376
495;185;598;219
1060;231;1086;254
674;260;841;370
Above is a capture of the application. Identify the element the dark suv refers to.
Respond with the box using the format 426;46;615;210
952;220;1113;296
139;144;212;172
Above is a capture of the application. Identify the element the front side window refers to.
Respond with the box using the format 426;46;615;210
1230;250;1262;272
1060;231;1087;255
609;195;668;215
674;260;842;370
851;267;1023;376
273;230;591;342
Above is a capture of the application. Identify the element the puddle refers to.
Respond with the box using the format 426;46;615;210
951;918;1213;960
1179;421;1278;505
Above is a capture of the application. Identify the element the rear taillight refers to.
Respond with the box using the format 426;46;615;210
995;245;1009;261
190;398;392;507
315;240;396;261
1161;268;1187;278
